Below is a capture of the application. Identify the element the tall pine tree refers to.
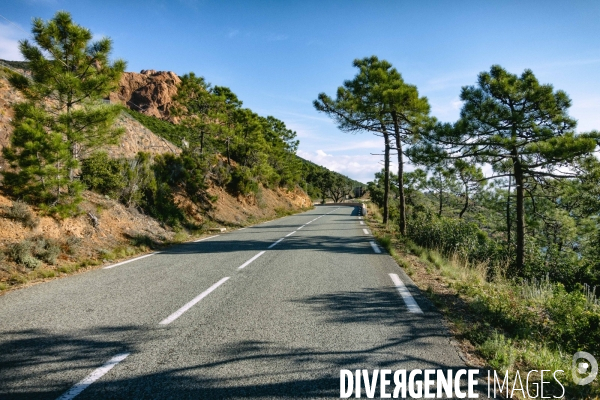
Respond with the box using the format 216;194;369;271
3;11;125;215
419;65;599;272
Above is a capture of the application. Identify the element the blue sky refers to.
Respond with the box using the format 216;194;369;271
1;1;599;183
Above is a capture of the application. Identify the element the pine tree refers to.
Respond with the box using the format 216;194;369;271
3;103;80;215
171;73;213;154
419;65;599;272
3;11;126;215
314;56;432;232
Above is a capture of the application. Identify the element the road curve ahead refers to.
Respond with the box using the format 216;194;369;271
0;205;473;399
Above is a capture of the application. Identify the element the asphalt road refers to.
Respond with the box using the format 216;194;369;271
0;205;479;399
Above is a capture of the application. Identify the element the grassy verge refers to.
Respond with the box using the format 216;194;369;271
365;203;600;399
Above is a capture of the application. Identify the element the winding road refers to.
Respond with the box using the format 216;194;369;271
0;205;474;399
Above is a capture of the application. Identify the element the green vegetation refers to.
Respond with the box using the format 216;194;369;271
123;107;188;148
2;201;39;229
0;59;30;71
322;58;600;397
322;58;600;289
2;11;125;217
318;57;600;398
127;96;364;205
366;204;600;398
7;236;61;268
413;65;599;273
315;56;432;231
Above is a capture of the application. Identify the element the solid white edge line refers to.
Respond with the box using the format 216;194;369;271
194;235;220;242
268;238;284;249
285;231;296;237
238;251;266;270
56;353;130;400
370;241;381;254
103;253;158;270
389;273;423;314
159;277;230;325
298;225;305;230
238;228;247;231
362;228;370;235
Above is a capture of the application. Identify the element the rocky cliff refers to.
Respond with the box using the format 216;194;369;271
0;68;179;163
109;70;180;120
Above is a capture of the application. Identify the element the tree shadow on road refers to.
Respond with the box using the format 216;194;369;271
0;287;487;399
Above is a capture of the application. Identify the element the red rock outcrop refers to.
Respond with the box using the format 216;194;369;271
109;70;180;120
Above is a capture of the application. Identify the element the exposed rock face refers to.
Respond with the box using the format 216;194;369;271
101;112;181;158
0;72;25;173
0;69;180;168
109;70;181;120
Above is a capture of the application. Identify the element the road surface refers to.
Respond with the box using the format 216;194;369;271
0;205;476;399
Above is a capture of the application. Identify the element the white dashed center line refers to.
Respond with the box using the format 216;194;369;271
160;277;231;325
362;228;370;235
268;238;284;249
56;353;130;400
238;251;266;269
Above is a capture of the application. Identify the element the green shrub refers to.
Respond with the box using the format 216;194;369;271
81;152;125;197
3;201;39;228
64;236;82;255
9;240;33;266
378;235;392;253
229;167;259;196
8;236;61;267
129;234;160;249
546;285;600;354
478;331;517;371
123;109;189;148
120;152;156;208
35;238;61;265
407;211;501;264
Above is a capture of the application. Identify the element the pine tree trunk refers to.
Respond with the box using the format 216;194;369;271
392;117;406;235
514;160;525;272
200;130;204;154
506;174;512;246
226;139;231;166
459;184;468;219
67;101;75;181
382;130;390;226
438;172;443;217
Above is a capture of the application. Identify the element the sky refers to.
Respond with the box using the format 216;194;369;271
1;0;600;183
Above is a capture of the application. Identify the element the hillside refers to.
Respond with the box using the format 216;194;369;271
0;64;315;292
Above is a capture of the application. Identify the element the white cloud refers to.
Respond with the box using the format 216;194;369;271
430;96;463;123
324;139;383;152
571;95;600;132
0;22;26;61
297;149;386;183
